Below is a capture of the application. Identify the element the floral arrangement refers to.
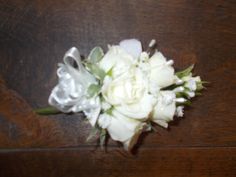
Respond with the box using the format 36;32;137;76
36;39;205;151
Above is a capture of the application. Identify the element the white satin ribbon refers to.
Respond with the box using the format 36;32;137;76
48;47;101;126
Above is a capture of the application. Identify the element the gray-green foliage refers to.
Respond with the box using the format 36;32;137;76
87;84;101;98
88;47;104;63
176;64;194;78
100;129;107;149
86;63;106;81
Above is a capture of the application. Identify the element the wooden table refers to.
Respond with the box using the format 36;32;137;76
0;0;235;176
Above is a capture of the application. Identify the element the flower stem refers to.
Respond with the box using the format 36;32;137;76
34;106;61;115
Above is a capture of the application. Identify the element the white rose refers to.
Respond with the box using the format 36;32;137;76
148;51;175;89
151;91;176;128
99;39;142;77
105;110;146;151
182;75;202;91
181;74;202;98
102;67;155;120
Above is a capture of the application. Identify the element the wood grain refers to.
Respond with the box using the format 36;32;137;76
0;147;235;177
0;0;235;148
0;75;88;148
0;0;235;176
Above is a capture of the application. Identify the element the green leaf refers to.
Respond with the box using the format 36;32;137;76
196;81;209;91
196;82;204;91
34;106;61;115
162;84;178;91
175;92;188;98
87;84;101;98
201;81;210;84
86;63;106;81
106;67;113;77
195;92;202;96
86;127;100;142
176;64;194;78
105;107;113;115
88;47;104;63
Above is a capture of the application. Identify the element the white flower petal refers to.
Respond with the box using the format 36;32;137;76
119;39;142;59
150;66;175;88
98;114;111;129
152;91;176;128
99;46;134;77
115;93;155;119
175;106;184;117
149;51;167;66
107;111;139;141
185;79;197;91
148;51;175;88
102;67;156;119
123;128;143;151
106;110;145;150
153;120;168;128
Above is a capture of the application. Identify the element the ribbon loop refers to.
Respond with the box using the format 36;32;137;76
63;47;85;73
48;47;101;127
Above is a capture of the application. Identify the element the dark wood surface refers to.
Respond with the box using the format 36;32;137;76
0;147;235;177
0;0;235;176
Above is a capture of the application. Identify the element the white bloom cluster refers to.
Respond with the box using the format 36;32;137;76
48;39;204;151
